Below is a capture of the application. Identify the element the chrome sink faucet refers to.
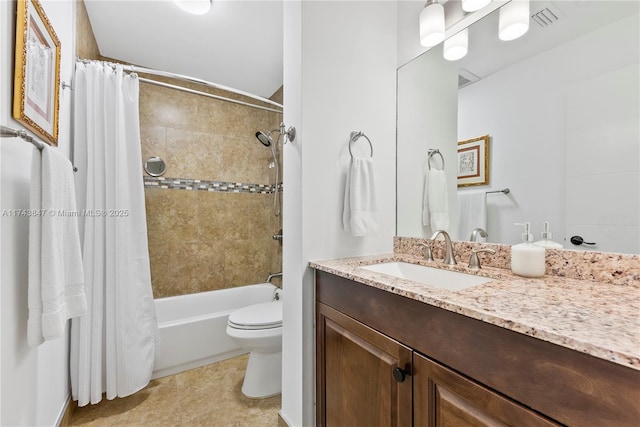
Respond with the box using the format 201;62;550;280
430;230;457;265
470;228;488;242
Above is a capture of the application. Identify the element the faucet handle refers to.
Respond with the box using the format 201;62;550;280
418;242;434;261
468;248;496;269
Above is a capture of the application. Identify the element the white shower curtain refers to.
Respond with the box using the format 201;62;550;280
70;61;157;406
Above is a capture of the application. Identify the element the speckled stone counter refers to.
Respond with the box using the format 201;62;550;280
310;242;640;371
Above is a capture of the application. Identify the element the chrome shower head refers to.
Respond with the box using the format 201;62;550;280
256;123;297;148
255;131;273;147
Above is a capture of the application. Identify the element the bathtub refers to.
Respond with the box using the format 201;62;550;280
151;282;278;379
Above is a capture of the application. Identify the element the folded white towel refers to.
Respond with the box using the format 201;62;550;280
343;157;378;236
28;146;87;347
455;191;487;241
422;169;449;231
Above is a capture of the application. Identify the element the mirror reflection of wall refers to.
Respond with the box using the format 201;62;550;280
397;1;639;255
397;43;458;238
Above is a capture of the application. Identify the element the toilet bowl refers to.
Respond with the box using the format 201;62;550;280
226;299;282;398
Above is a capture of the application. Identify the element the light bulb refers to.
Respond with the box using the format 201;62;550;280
462;0;492;12
173;0;211;15
420;1;445;47
499;0;530;41
444;28;468;61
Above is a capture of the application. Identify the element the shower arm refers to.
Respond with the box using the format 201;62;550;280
266;123;297;145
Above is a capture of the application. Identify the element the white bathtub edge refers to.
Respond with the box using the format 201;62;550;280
151;349;249;380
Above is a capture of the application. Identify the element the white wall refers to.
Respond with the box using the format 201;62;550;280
282;1;398;425
1;1;76;425
458;14;639;249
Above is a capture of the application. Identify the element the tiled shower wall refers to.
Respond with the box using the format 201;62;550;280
140;85;283;298
77;1;283;299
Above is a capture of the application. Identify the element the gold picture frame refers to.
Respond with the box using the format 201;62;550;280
457;135;489;187
13;0;61;146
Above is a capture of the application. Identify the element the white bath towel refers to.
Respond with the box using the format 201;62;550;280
455;191;487;241
28;146;87;347
343;157;378;236
422;169;449;231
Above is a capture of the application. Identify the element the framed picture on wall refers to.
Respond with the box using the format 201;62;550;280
12;0;61;146
457;135;489;187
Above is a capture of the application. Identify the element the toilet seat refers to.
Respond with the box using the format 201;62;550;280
228;301;282;330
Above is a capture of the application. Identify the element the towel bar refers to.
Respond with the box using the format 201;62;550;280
1;125;47;150
486;188;510;194
349;131;373;159
1;125;78;172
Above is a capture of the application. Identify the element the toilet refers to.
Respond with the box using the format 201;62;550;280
226;298;283;398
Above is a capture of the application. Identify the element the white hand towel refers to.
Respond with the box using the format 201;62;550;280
455;191;487;241
28;146;87;347
343;157;378;236
422;169;449;231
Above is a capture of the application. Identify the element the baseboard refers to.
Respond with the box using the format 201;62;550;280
278;410;292;427
57;396;76;427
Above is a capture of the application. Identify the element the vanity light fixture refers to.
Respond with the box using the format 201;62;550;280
420;0;446;47
173;0;211;15
462;0;493;13
498;0;530;41
443;28;469;61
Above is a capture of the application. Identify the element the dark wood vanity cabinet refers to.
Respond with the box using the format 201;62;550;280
413;353;558;427
317;303;412;426
315;270;640;427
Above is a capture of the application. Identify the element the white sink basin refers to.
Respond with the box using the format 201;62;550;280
360;262;492;291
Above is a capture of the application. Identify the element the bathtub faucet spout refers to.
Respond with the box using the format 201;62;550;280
266;272;282;283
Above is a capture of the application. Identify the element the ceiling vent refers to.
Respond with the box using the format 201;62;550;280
458;68;481;89
531;3;563;28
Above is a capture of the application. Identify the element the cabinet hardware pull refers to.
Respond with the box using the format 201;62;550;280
392;367;410;383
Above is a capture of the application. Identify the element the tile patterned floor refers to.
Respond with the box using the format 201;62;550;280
69;355;281;427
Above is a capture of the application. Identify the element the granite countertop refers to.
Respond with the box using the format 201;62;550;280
310;253;640;371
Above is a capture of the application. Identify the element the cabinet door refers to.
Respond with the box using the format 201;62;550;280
317;303;412;427
413;353;559;427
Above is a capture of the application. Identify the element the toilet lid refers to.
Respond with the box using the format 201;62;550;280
228;301;283;330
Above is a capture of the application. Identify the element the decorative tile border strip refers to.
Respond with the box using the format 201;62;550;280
143;176;282;194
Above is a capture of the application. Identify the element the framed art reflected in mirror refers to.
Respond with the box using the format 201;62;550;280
457;135;489;187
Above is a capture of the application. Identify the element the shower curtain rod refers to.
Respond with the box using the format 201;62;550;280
76;58;284;114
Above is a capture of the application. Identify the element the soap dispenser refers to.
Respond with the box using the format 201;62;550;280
534;221;563;249
511;222;546;278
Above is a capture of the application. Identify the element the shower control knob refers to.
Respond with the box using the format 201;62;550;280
392;367;409;383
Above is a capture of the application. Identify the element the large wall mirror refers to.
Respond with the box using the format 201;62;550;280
397;0;639;254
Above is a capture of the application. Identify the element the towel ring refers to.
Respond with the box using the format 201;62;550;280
427;149;445;170
349;131;373;159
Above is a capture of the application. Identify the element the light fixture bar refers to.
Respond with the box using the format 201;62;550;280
420;0;446;47
499;0;530;41
444;28;469;61
407;0;508;70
